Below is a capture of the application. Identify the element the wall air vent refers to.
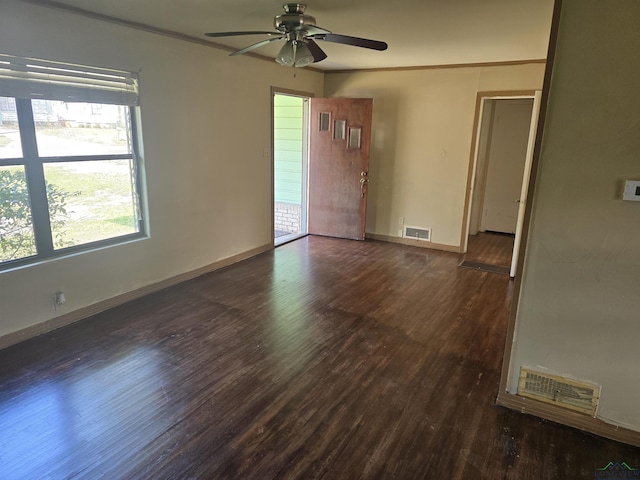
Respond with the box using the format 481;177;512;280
518;367;600;416
404;226;431;242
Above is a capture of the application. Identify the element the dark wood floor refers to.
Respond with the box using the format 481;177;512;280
0;236;638;479
465;232;515;266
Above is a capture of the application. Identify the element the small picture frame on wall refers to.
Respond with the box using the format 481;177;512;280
348;127;362;149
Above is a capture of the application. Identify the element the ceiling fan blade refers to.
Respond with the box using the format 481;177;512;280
230;36;284;56
306;39;328;63
313;33;388;51
205;31;281;38
301;25;332;37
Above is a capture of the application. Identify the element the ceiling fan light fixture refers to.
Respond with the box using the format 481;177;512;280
275;41;295;66
275;41;314;68
293;42;314;67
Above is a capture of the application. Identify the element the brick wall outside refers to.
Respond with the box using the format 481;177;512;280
275;202;301;235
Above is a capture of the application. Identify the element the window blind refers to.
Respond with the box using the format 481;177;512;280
0;53;138;106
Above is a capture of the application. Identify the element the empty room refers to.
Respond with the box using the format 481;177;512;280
1;0;639;478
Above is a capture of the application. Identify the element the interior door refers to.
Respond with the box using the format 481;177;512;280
308;98;373;240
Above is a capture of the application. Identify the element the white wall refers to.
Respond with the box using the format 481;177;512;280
480;98;534;234
324;64;545;247
507;0;640;431
469;101;495;235
0;1;323;339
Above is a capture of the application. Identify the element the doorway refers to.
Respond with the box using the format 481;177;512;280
463;92;542;276
471;98;534;235
273;91;310;246
272;92;374;245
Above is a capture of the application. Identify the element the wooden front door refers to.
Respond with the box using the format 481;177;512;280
308;98;373;240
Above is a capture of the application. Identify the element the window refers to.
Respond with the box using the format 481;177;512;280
0;54;144;269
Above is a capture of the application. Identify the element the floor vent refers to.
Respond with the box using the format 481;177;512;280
404;226;431;241
518;367;600;416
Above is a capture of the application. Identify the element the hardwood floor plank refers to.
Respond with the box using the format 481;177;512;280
0;236;638;479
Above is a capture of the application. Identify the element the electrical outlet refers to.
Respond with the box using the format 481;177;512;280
399;216;404;226
55;291;66;306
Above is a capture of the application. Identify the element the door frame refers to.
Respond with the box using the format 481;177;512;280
509;91;542;276
271;87;314;247
460;90;540;276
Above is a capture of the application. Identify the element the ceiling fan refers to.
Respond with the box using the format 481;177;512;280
205;3;388;68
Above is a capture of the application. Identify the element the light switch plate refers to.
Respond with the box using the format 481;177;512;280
623;180;640;201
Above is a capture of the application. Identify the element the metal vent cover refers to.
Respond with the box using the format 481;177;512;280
404;226;431;241
518;367;600;416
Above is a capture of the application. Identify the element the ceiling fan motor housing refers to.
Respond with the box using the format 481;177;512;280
274;3;317;33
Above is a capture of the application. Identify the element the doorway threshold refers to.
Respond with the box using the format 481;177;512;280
459;260;511;276
275;233;308;247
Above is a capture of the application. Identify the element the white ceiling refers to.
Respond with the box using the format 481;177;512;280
36;0;555;71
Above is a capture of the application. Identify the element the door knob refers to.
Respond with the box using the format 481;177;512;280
360;172;369;197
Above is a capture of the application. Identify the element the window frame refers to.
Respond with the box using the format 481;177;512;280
0;97;145;271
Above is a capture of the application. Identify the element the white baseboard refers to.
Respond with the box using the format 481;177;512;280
496;391;640;447
0;243;272;350
366;233;462;253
